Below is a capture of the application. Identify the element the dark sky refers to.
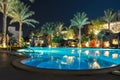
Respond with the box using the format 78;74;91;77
1;0;120;37
30;0;120;26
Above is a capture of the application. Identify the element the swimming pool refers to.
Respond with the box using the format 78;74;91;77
17;47;120;71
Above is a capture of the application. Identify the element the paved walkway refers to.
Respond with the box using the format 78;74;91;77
0;52;119;80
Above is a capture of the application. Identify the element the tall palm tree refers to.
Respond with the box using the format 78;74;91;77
103;9;116;30
70;12;90;46
0;0;11;47
9;2;39;46
0;0;34;47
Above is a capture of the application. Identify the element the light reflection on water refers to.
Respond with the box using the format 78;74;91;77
18;47;120;70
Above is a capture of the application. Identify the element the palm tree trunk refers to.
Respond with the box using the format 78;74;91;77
108;22;110;30
118;34;119;48
50;34;52;47
2;0;7;47
79;28;81;46
100;38;103;48
18;23;22;47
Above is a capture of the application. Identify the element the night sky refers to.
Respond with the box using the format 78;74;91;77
1;0;120;37
30;0;120;26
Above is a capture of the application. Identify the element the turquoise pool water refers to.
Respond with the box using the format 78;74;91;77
17;47;120;70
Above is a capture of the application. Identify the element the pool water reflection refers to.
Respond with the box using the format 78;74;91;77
17;47;120;70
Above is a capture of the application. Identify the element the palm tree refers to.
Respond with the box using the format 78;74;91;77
70;12;90;46
98;29;106;48
0;0;34;47
90;19;105;46
103;9;116;30
90;19;105;33
55;22;64;36
41;22;55;47
0;0;12;47
9;2;39;46
64;27;75;40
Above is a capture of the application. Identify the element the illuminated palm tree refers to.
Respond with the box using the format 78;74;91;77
103;9;116;30
0;0;14;47
90;19;105;46
0;0;34;47
55;22;64;36
90;19;105;33
41;22;55;46
9;2;39;46
70;12;90;46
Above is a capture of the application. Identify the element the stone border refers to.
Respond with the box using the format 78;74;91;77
111;70;120;75
12;57;120;75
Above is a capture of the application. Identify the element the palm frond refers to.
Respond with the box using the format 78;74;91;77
41;22;55;35
10;19;18;24
71;12;90;29
9;1;39;28
22;11;34;20
23;19;39;24
23;21;35;28
104;9;116;22
29;0;34;3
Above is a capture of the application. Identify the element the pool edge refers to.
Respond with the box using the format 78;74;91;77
12;57;120;75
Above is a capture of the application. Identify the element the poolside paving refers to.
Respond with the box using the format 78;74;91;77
0;51;119;80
